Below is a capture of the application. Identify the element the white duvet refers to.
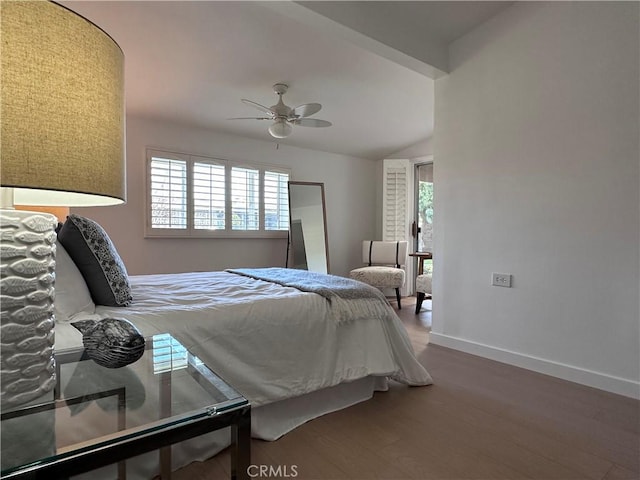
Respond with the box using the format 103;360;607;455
58;270;432;408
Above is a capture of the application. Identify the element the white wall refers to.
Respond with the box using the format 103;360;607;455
386;136;433;160
73;116;377;277
432;2;639;397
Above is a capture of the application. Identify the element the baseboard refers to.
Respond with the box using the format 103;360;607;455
429;332;640;399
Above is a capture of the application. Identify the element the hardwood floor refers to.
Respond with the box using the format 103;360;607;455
174;297;639;480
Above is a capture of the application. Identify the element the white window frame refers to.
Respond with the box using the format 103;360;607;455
145;148;290;238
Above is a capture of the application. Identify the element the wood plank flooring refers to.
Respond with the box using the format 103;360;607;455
173;297;640;480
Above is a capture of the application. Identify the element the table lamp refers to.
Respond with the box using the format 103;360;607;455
1;1;125;408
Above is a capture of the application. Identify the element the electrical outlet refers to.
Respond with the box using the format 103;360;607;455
492;273;512;288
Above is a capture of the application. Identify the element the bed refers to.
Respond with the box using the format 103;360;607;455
48;215;432;479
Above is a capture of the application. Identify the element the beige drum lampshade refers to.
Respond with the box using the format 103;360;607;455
1;0;126;207
0;0;125;409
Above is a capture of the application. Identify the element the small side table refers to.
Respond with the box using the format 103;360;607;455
409;251;433;275
1;333;250;480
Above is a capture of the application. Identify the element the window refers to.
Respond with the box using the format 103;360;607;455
146;149;290;238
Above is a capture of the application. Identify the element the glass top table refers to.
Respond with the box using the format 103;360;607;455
1;333;250;480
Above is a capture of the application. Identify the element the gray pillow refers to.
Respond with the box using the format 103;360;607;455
58;214;132;307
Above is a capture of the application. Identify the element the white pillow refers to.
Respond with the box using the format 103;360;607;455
55;242;95;321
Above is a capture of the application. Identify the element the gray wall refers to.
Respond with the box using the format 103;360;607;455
73;116;377;277
432;2;639;397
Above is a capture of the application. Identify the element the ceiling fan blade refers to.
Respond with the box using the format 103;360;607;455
227;117;272;120
291;103;322;118
241;99;275;116
292;118;332;128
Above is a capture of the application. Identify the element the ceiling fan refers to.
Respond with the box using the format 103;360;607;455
229;83;332;139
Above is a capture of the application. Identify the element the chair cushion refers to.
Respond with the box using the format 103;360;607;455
416;274;432;294
349;266;405;288
361;240;408;266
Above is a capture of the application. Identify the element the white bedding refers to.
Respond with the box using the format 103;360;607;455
58;270;431;407
54;269;432;478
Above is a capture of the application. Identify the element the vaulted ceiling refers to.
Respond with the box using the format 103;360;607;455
62;1;512;160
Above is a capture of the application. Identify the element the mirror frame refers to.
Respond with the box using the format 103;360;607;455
287;181;330;274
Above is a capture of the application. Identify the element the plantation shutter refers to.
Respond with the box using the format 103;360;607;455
193;160;225;230
382;159;411;241
145;148;291;237
149;156;187;229
231;166;260;230
382;159;414;294
263;170;290;231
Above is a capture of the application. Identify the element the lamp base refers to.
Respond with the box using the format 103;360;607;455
0;210;57;408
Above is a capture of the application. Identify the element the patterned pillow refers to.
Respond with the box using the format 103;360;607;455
58;214;132;307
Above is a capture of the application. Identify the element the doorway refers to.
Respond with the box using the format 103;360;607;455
414;162;433;273
413;162;433;321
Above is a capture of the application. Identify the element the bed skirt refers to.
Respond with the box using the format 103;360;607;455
71;376;388;479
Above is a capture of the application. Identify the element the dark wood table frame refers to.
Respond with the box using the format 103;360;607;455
409;251;433;275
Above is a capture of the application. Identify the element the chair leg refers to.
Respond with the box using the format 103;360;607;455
395;288;402;309
415;292;425;314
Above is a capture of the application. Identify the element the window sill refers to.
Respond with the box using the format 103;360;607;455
144;230;288;240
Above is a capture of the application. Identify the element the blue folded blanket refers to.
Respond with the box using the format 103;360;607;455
226;267;393;324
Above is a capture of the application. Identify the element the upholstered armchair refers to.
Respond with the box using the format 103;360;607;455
349;240;408;309
415;274;432;314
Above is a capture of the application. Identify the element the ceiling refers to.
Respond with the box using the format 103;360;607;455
62;1;512;160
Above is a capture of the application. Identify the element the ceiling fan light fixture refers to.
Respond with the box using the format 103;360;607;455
268;118;292;139
233;84;331;139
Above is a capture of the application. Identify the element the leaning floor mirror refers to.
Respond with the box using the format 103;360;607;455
287;181;330;274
